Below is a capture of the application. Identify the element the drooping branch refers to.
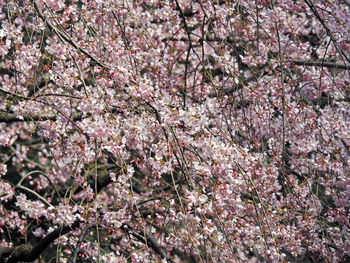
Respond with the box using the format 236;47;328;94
174;0;195;108
0;220;81;263
303;0;350;64
31;0;109;70
71;224;92;263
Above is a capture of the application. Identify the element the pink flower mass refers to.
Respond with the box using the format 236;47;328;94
0;0;349;262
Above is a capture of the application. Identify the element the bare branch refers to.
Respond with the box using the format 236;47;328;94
287;59;350;70
0;112;82;123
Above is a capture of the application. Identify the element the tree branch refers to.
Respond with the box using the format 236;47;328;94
288;59;350;70
0;112;82;123
71;224;92;263
0;220;81;263
127;227;175;263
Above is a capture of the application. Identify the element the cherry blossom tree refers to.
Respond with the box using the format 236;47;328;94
0;0;349;262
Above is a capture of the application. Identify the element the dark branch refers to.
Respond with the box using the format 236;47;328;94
128;227;175;263
288;59;350;70
0;112;82;123
71;224;92;263
0;220;81;263
0;67;15;76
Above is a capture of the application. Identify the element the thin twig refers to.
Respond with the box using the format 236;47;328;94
15;185;55;209
17;170;63;202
